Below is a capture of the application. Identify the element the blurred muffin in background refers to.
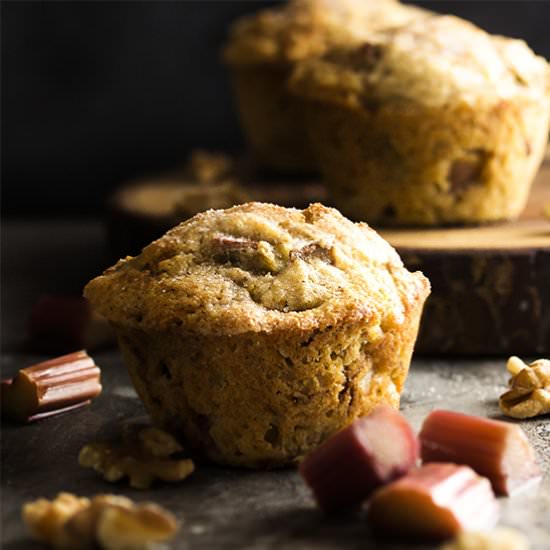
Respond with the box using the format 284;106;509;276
223;0;428;175
289;15;550;226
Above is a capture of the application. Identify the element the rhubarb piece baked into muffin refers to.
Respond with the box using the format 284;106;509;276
289;15;550;225
85;202;430;468
223;0;428;173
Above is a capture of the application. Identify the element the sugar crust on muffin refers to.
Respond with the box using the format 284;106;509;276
289;15;550;108
85;203;430;467
86;202;428;336
223;0;427;67
288;16;550;225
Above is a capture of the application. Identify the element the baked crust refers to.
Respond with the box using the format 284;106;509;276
116;303;425;467
223;0;427;66
302;97;549;225
85;202;430;466
85;202;428;335
289;15;550;108
223;0;429;173
289;16;550;225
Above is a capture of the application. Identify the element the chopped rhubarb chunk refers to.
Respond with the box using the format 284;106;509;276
419;410;541;496
1;351;102;422
368;463;499;541
299;406;418;513
29;295;115;353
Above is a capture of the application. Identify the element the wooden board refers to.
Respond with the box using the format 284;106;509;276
381;165;550;356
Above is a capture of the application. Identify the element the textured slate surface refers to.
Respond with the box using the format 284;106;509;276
1;220;549;549
2;354;549;549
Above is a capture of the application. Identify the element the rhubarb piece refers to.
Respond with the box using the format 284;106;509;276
29;295;115;354
289;243;333;264
447;150;487;196
299;406;418;513
499;356;550;419
368;463;499;541
210;233;282;273
420;410;541;496
79;425;194;489
1;351;102;422
23;492;178;550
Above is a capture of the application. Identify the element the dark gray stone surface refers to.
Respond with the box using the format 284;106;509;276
1;220;549;549
2;354;549;549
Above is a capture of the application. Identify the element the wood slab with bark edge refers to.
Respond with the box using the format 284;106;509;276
380;164;550;356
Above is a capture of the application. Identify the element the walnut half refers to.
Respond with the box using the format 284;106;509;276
23;492;178;550
499;356;550;419
79;426;194;489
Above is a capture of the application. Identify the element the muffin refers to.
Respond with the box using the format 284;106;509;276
223;0;428;174
289;15;550;225
85;202;430;468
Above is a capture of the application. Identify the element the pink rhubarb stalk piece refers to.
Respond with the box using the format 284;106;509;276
299;405;418;513
368;463;499;541
419;410;541;496
1;350;102;422
29;295;115;354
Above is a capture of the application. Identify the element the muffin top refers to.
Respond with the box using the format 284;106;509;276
223;0;428;66
85;202;429;336
289;15;550;108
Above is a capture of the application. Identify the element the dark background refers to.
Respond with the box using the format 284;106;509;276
3;1;550;217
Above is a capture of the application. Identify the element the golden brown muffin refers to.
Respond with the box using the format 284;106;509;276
289;15;550;225
85;202;430;468
223;0;428;174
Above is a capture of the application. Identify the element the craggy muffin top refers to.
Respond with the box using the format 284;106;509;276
289;15;550;108
223;0;428;66
85;203;429;336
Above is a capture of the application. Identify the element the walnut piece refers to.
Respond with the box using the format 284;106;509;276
79;426;194;489
23;492;178;550
138;426;183;457
22;492;90;544
499;356;550;419
440;527;529;550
